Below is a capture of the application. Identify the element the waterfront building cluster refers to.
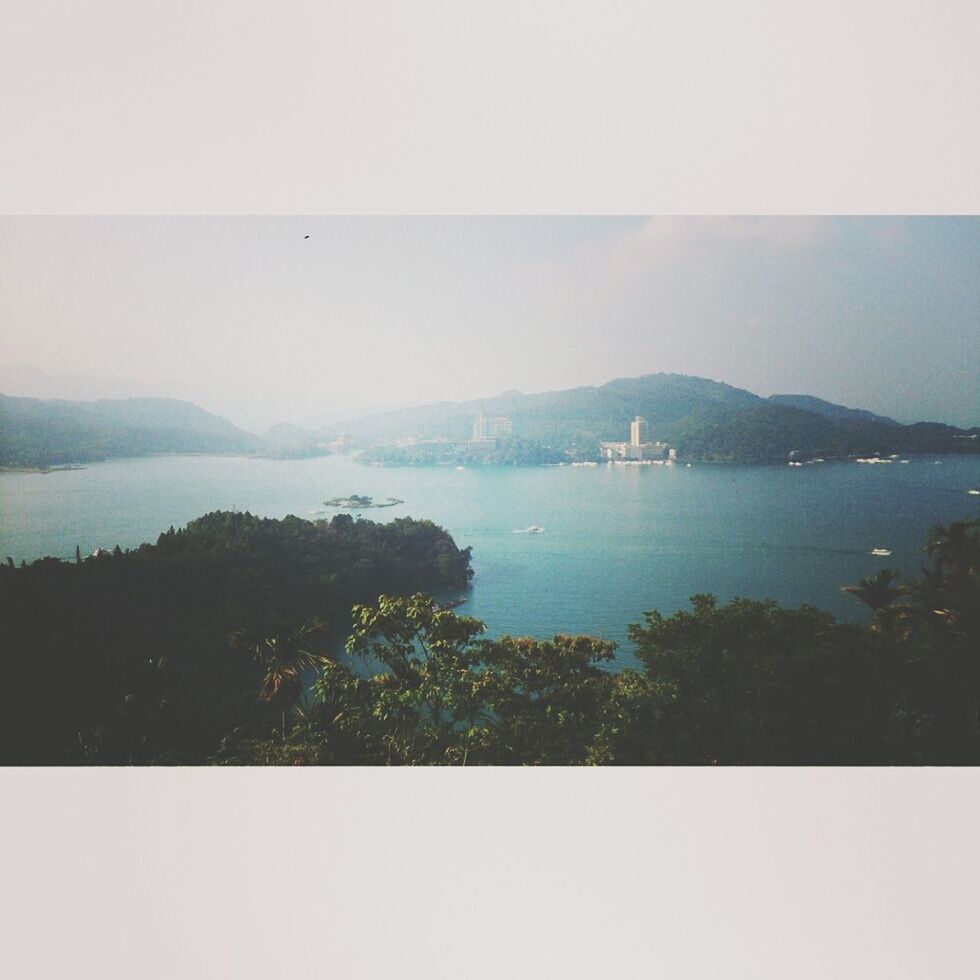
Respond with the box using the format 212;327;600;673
472;413;513;445
600;416;674;461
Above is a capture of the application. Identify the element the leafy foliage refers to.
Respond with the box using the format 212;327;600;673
0;511;472;763
223;519;980;766
3;512;978;765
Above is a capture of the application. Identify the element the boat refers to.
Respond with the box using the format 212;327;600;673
513;525;545;534
870;548;892;557
969;489;980;496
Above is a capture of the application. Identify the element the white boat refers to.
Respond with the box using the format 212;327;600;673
870;548;892;557
969;489;980;496
513;525;545;534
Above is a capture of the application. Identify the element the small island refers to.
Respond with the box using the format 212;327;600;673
323;494;404;509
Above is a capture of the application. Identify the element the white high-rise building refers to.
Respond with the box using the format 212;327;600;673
600;417;672;461
472;414;513;443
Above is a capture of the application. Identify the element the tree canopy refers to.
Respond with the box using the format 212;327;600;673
3;511;977;765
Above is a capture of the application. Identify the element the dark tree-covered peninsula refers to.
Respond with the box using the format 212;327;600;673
2;511;977;766
0;511;472;764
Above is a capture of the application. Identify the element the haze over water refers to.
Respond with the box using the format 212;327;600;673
4;453;977;663
2;216;978;430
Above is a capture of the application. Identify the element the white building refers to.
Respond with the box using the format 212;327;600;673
600;417;671;461
472;413;513;443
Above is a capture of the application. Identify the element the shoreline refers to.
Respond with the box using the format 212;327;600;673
0;464;87;475
3;448;978;475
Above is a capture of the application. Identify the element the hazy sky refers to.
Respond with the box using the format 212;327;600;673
1;216;977;431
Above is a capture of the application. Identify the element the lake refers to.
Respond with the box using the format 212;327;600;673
2;453;978;663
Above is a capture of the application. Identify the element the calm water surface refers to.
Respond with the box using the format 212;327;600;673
2;454;978;663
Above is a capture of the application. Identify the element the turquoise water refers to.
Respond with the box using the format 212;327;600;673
2;454;978;662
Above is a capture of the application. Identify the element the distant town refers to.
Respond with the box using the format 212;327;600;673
599;416;676;462
326;412;676;467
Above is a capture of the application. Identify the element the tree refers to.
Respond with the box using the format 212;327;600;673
232;617;329;742
922;519;980;640
841;568;904;630
345;593;487;764
628;595;895;764
842;568;902;611
478;633;618;765
340;594;619;764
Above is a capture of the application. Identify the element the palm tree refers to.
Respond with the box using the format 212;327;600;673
926;520;978;580
922;519;980;638
842;569;903;626
233;618;329;742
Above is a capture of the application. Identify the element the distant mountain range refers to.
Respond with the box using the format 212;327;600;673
313;374;979;463
2;374;977;467
766;394;901;428
0;394;258;467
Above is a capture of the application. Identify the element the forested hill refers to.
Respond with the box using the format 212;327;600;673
4;376;977;467
316;374;761;450
314;373;979;462
0;393;259;466
664;403;979;463
766;393;901;427
2;513;977;765
0;510;473;764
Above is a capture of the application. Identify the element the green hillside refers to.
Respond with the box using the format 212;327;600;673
317;373;978;463
0;394;258;467
767;393;901;427
666;403;978;462
319;374;761;450
3;375;976;468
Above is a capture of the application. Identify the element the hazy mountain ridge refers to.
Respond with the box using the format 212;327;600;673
317;373;978;461
767;393;901;427
0;393;258;466
2;374;977;467
662;403;899;462
314;374;762;448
